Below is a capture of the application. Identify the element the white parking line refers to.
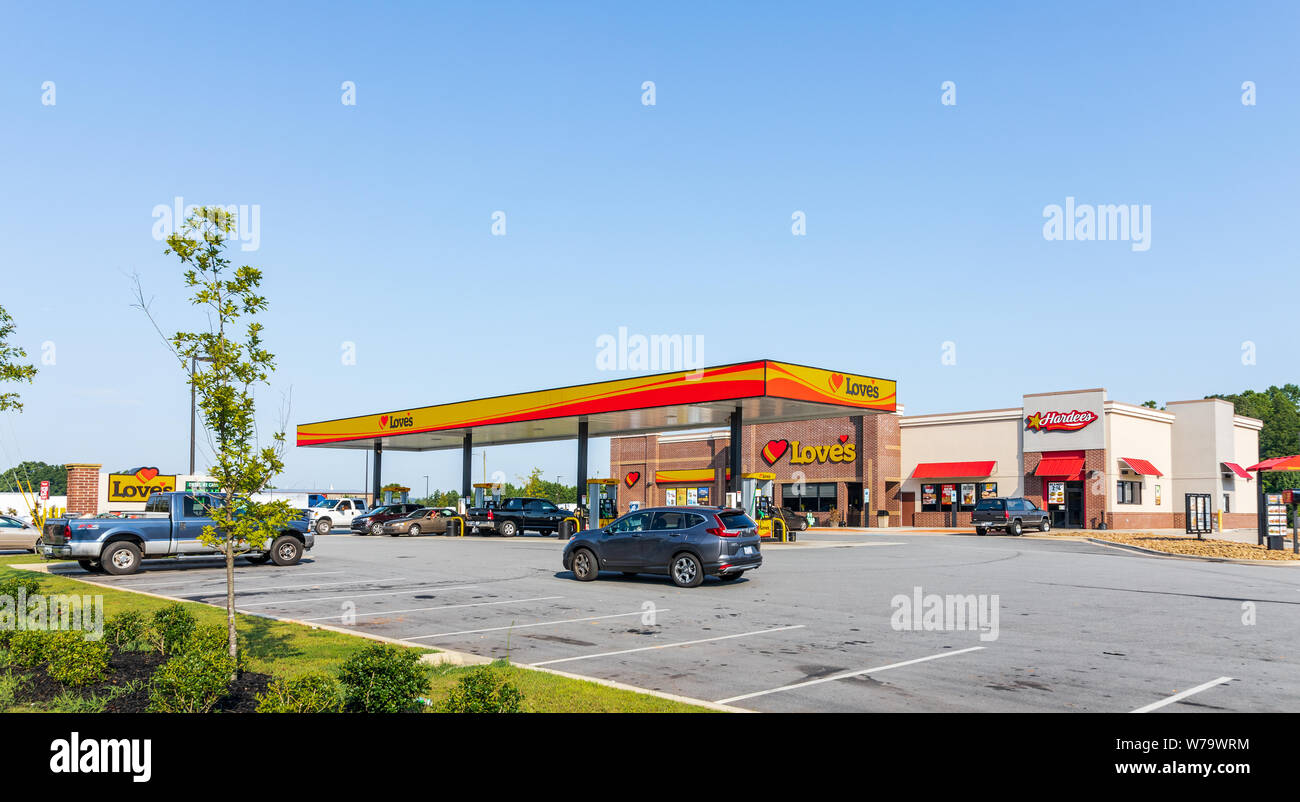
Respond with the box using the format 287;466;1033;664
406;609;671;640
124;571;346;590
715;646;986;704
299;595;565;622
181;576;408;597
234;584;480;607
528;625;806;667
1130;677;1234;713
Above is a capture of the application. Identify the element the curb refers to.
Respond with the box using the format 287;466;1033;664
1084;538;1300;566
9;560;750;712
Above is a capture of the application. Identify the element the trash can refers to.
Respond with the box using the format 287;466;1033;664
1267;534;1285;550
876;510;890;528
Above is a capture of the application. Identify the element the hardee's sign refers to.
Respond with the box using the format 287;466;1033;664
761;436;856;466
1025;409;1098;432
107;467;177;502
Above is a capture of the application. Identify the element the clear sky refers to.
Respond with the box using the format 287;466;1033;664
1;1;1296;494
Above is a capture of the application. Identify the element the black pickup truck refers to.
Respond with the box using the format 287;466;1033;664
465;497;572;537
972;497;1050;536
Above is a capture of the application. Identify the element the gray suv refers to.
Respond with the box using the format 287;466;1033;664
972;497;1050;536
563;507;762;587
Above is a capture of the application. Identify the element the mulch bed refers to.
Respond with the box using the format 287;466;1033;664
10;647;271;712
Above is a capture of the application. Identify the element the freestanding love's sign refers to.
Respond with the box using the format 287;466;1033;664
107;467;177;503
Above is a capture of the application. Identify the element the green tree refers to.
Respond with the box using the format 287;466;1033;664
0;305;37;412
0;461;66;495
134;207;297;670
1208;385;1300;493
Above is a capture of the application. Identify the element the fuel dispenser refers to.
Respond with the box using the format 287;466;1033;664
585;478;620;529
742;472;788;542
472;483;501;509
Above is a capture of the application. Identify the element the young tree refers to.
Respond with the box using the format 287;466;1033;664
0;304;38;412
135;207;297;669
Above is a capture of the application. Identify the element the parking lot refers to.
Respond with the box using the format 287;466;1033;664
63;531;1300;712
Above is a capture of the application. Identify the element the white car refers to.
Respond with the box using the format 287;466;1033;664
306;498;369;535
0;515;42;552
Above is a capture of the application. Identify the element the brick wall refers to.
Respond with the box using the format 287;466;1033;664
65;463;102;517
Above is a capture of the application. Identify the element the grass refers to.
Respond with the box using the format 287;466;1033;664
0;553;716;713
426;661;712;713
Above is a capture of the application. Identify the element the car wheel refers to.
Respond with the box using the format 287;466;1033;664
407;525;421;537
102;542;142;576
1039;518;1051;533
270;535;303;566
975;527;986;536
571;548;598;581
670;553;704;588
371;521;384;536
315;518;332;536
77;559;105;573
798;520;808;531
1008;520;1022;536
718;572;742;582
499;520;518;538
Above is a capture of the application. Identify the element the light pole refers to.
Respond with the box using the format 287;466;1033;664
189;356;214;476
423;475;429;500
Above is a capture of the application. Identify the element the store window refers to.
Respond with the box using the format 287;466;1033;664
782;482;837;512
920;483;978;512
1117;480;1143;505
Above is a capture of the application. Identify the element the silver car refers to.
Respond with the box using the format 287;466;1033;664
0;514;42;552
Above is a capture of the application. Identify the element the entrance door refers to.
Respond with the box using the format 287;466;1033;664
1065;483;1084;528
900;492;916;527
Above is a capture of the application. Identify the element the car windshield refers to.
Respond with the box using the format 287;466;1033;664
311;499;339;509
366;506;395;516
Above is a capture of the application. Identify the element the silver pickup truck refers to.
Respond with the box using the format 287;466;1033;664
41;491;314;575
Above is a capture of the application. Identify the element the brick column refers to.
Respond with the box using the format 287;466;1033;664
65;463;102;517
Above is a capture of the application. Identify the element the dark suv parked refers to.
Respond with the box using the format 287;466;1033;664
352;503;425;535
562;506;761;587
972;497;1050;536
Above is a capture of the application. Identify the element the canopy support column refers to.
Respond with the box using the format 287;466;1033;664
371;440;382;505
728;406;742;498
576;421;589;529
462;432;473;502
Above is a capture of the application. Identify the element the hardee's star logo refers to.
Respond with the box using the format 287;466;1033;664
1026;412;1045;431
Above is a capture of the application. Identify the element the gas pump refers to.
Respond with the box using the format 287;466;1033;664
472;483;501;509
742;472;785;542
585;478;620;529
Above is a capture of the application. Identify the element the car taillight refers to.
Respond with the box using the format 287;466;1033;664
706;514;738;537
487;510;494;520
1004;511;1010;521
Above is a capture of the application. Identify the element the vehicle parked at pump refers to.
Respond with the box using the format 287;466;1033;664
307;497;368;535
465;497;571;537
762;503;810;532
382;507;461;537
351;502;424;535
40;491;314;575
0;514;42;553
563;506;761;588
972;497;1050;536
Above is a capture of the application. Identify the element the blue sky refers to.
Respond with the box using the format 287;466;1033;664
1;1;1296;494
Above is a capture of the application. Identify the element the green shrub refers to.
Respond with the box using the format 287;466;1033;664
0;572;42;600
256;673;344;713
148;649;235;713
181;622;231;655
441;665;524;713
8;630;50;667
46;631;111;687
104;610;149;652
149;603;196;655
337;644;429;713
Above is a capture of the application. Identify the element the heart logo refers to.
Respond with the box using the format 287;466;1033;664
839;434;849;444
761;439;789;466
135;467;159;483
829;373;844;392
379;415;389;428
624;471;640;488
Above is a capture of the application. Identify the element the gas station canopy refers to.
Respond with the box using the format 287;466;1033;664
297;360;897;452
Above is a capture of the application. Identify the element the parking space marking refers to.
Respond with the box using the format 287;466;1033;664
299;595;565;622
715;646;986;704
180;576;409;598
406;608;672;640
124;571;346;590
233;584;480;607
1130;676;1234;713
527;625;806;667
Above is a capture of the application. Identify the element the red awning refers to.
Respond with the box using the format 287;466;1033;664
1119;457;1163;477
1222;462;1252;480
1248;455;1300;471
1034;457;1085;479
911;460;996;479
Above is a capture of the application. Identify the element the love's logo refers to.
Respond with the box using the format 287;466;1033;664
829;373;844;392
838;434;849;444
135;467;159;483
624;471;640;488
761;439;790;465
379;415;389;428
